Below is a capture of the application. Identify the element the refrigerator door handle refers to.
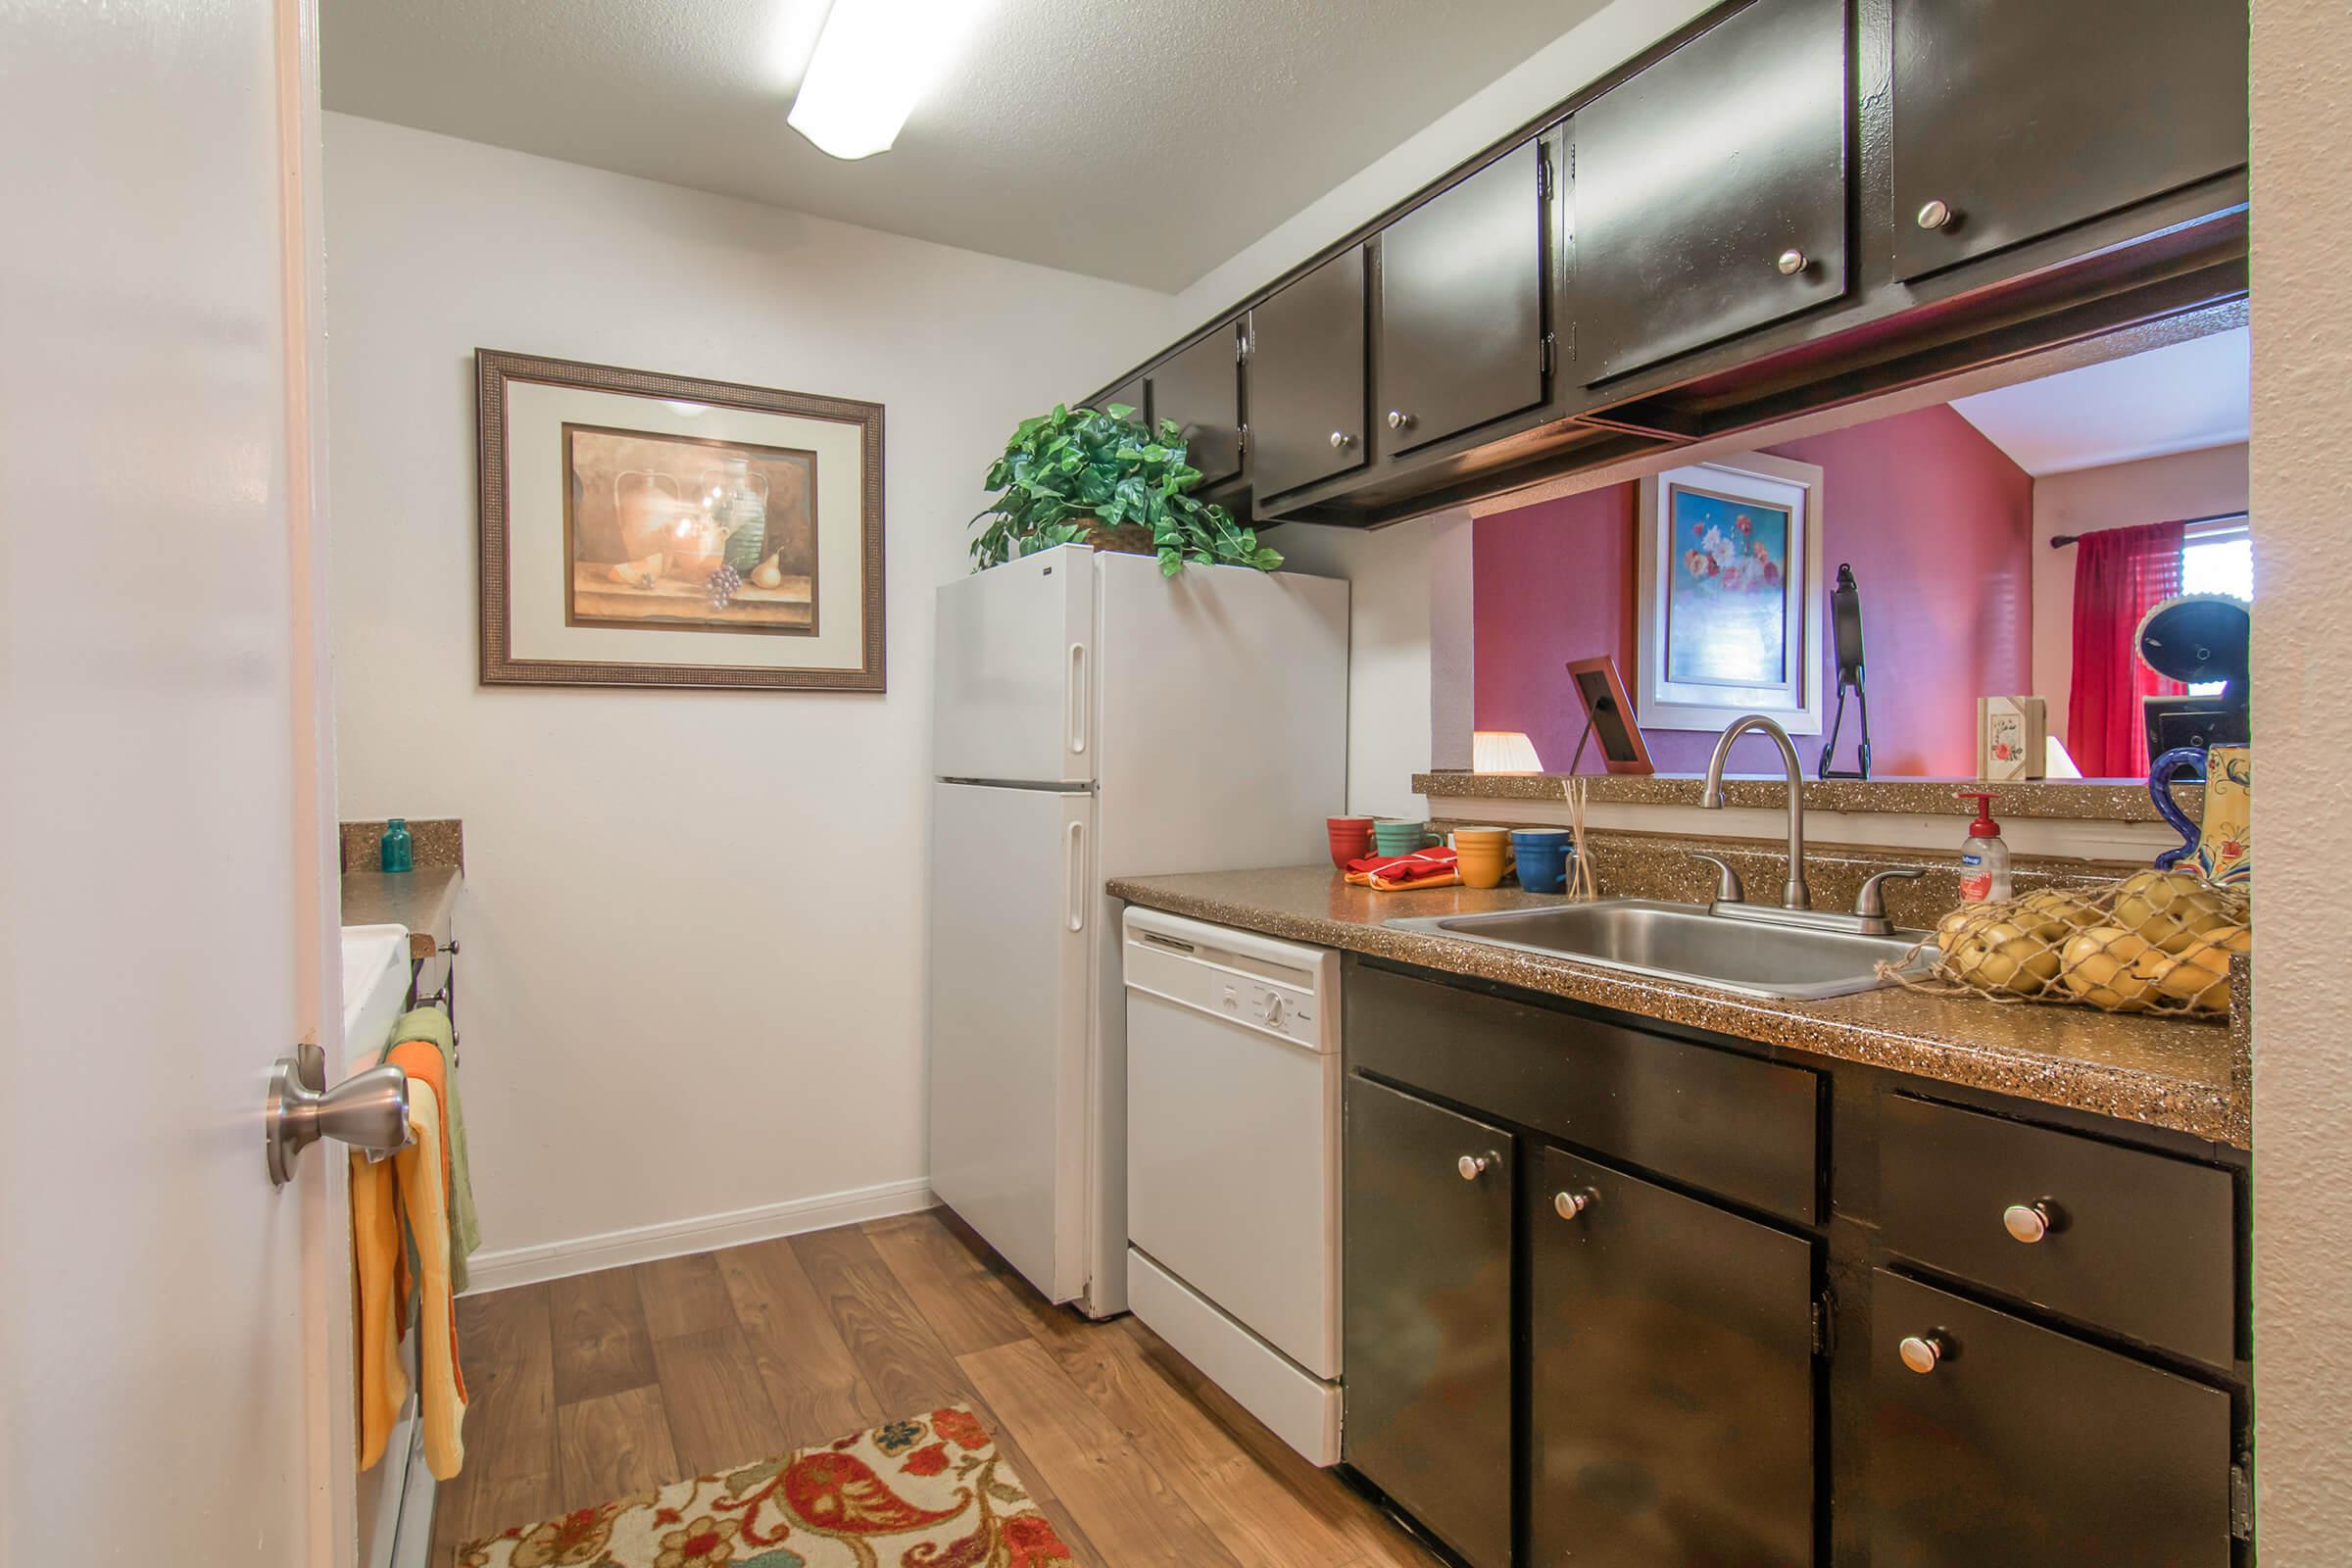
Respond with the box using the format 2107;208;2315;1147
1066;642;1090;757
1065;819;1088;933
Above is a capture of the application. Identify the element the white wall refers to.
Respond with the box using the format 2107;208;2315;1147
2249;0;2352;1553
2030;443;2250;743
323;114;1179;1281
1273;519;1443;820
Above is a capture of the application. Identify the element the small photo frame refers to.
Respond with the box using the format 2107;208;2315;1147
1566;656;1655;775
1978;695;2049;781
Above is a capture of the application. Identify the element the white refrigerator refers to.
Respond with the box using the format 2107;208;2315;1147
929;544;1348;1318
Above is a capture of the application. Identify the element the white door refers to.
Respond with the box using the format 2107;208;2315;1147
927;781;1094;1301
1;0;350;1562
932;545;1096;785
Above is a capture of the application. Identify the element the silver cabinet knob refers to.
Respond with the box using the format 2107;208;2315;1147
1917;199;1954;231
1553;1189;1592;1221
1457;1152;1494;1181
1329;430;1355;450
1387;411;1415;431
1898;1334;1946;1375
2003;1201;2054;1245
1777;247;1808;276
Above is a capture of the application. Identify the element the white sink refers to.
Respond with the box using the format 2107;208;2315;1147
341;923;412;1061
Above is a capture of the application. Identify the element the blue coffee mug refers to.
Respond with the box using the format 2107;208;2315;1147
1511;829;1574;895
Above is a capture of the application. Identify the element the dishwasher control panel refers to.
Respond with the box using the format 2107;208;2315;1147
1120;906;1339;1054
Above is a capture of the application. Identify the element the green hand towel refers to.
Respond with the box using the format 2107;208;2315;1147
385;1005;481;1294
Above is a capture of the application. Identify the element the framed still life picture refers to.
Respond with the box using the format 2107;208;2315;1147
476;350;885;690
1634;454;1825;734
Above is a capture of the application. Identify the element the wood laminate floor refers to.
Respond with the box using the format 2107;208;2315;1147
427;1208;1437;1566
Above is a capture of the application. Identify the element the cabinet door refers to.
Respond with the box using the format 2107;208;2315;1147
1871;1272;2233;1568
1093;375;1147;426
1570;0;1846;383
1531;1147;1816;1568
1343;1075;1513;1568
1150;325;1243;488
1891;0;2247;280
1378;139;1544;454
1245;246;1367;500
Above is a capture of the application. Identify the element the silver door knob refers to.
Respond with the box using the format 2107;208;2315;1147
1898;1334;1946;1375
1457;1152;1494;1181
2003;1200;2054;1245
1387;411;1415;431
265;1046;410;1186
1329;430;1355;450
1553;1189;1592;1220
1917;199;1954;231
1777;248;1808;276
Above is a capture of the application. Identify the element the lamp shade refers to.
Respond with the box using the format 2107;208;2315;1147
1472;731;1544;774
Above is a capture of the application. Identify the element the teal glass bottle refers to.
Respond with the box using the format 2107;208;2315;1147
380;818;414;873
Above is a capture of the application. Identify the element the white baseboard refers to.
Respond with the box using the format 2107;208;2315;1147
462;1177;937;1295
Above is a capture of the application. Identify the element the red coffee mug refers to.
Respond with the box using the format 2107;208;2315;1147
1326;815;1375;869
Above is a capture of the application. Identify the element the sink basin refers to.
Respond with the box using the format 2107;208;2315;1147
1386;899;1933;1002
342;922;412;1056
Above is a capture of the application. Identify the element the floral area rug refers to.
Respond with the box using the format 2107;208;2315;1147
461;1404;1078;1568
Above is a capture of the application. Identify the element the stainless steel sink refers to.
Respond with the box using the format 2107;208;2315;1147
1386;898;1933;1002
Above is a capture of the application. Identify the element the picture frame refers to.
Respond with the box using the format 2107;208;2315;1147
1634;453;1825;734
1565;656;1655;775
1978;695;2049;781
477;349;886;691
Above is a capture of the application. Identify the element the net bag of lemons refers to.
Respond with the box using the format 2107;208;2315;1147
1888;869;2249;1016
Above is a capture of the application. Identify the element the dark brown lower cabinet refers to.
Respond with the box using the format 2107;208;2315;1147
1532;1146;1816;1568
1342;1075;1514;1568
1869;1272;2234;1568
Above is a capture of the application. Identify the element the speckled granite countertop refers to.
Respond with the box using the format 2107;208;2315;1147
1105;865;2248;1150
1416;771;2195;822
340;864;461;960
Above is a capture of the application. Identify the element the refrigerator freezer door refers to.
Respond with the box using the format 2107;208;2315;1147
928;780;1095;1303
933;545;1096;786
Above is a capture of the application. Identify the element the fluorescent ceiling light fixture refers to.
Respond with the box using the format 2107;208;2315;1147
787;0;990;161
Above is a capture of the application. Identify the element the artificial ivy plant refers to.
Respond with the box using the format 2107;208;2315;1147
969;403;1283;576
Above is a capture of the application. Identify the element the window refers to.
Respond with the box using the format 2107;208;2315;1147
2180;514;2250;694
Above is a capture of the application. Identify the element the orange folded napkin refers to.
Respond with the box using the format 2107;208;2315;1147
1345;848;1461;891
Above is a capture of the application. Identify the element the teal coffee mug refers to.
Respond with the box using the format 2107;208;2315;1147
1372;819;1436;856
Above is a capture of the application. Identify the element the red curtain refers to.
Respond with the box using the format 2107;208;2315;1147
2068;519;2186;777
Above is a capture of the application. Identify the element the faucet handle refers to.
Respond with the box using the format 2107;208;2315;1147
1690;853;1746;906
1854;867;1929;921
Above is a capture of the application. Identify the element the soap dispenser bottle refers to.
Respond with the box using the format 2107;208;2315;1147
1956;792;2010;903
379;817;414;874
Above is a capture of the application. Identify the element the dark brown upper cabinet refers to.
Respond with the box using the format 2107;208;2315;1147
1377;139;1547;457
1093;375;1147;425
1890;0;2248;281
1570;0;1847;385
1148;325;1243;489
1244;246;1368;500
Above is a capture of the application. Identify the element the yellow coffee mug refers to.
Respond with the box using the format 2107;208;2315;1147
1453;826;1514;890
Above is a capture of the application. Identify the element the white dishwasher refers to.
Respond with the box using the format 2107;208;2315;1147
1121;906;1342;1464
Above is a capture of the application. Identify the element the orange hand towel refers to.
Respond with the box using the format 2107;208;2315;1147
392;1075;467;1480
350;1149;409;1471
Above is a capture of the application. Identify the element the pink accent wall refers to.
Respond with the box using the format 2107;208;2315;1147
1473;405;2034;776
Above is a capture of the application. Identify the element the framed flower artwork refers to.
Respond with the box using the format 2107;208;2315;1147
476;349;885;690
1634;453;1825;733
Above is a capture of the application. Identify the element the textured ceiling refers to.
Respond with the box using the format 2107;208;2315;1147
1950;326;2251;476
321;0;1600;291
